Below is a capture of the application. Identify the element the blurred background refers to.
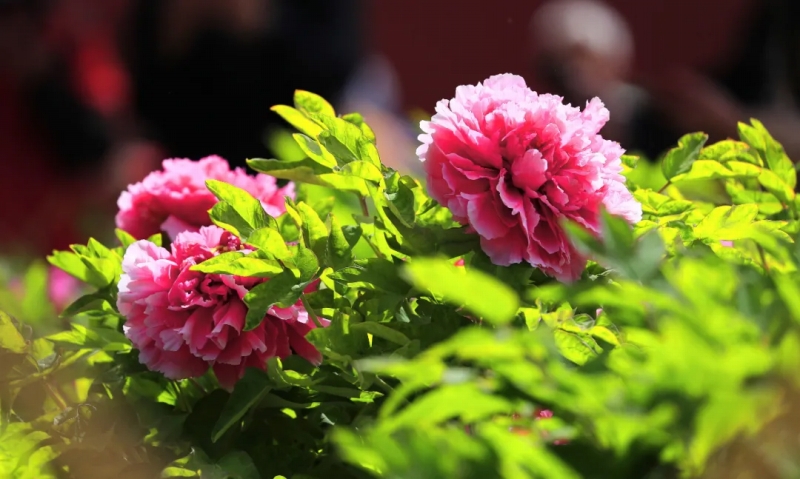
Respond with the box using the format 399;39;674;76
0;0;795;261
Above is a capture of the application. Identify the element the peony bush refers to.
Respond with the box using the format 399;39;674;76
2;77;800;479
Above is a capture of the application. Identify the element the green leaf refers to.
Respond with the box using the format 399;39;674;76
292;133;337;168
758;169;795;204
402;258;519;325
699;140;762;165
60;288;114;317
385;173;417;228
271;105;324;137
341;224;363;248
115;229;137;249
350;322;410;346
726;181;783;215
245;228;293;263
294;245;321;282
327;214;354;270
215;451;260;479
693;205;760;242
342;112;377;143
319;131;359;164
192;250;283;278
46;323;129;351
553;329;600;365
621;154;639;169
294;89;336;117
0;310;26;353
206;180;273;240
211;368;272;443
332;259;410;295
751;118;796;188
340;161;384;183
661;132;709;180
248;158;368;195
672;160;761;182
243;271;304;331
634;190;694;217
296;202;329;260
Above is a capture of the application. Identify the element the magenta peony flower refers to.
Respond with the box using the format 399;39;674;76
48;266;82;312
417;74;642;281
117;225;326;389
116;155;294;240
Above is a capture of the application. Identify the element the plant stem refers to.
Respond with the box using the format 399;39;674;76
301;293;324;328
657;180;672;194
44;382;68;411
757;245;771;273
189;377;207;394
359;197;370;217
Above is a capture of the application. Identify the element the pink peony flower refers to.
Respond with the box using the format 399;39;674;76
417;74;642;281
116;155;294;240
48;266;82;312
117;225;326;389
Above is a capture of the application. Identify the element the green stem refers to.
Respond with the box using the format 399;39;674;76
44;382;68;411
757;245;771;273
189;377;208;394
301;293;324;328
173;381;191;412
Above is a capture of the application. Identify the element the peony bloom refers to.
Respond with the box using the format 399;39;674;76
116;155;294;240
48;266;82;312
117;225;326;389
418;74;642;281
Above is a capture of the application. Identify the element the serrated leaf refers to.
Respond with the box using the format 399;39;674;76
661;132;708;180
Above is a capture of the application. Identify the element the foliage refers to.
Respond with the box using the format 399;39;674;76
2;88;800;479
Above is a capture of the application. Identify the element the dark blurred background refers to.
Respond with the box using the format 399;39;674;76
0;0;794;256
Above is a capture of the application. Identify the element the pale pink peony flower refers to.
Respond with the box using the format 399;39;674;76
418;74;642;281
116;155;294;240
117;225;326;389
